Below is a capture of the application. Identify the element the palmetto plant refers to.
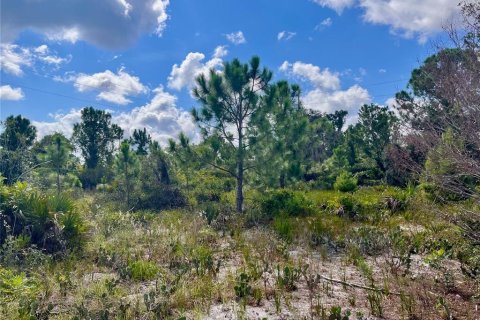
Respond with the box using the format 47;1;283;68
1;182;85;252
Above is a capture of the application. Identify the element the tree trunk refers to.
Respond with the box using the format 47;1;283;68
56;170;61;195
125;164;130;207
236;128;244;213
236;162;244;213
279;172;286;189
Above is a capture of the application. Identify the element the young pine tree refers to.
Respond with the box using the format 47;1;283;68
114;140;138;207
44;133;72;194
192;56;272;213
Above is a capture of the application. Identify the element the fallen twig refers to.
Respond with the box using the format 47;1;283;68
317;274;406;296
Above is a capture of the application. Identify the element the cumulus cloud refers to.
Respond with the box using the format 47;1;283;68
33;87;199;146
280;60;371;117
277;31;297;41
225;31;246;45
313;0;461;42
303;85;371;114
0;44;32;76
312;0;356;14
0;85;25;101
115;86;199;145
168;46;226;91
280;61;340;91
1;0;170;49
0;43;70;76
213;45;228;59
55;68;148;105
33;109;83;138
360;0;460;43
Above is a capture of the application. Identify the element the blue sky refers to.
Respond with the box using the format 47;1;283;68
0;0;460;143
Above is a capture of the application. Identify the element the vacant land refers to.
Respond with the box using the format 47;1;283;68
1;3;479;319
1;186;478;319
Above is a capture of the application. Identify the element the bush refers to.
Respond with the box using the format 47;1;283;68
338;195;360;219
272;215;295;243
0;266;48;320
127;260;159;281
0;267;40;303
308;215;347;247
0;182;86;253
261;189;313;218
349;226;389;256
334;171;358;192
134;184;186;211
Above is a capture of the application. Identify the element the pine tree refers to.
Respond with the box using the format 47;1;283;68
192;56;272;212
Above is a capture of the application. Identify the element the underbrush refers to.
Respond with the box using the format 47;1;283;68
1;184;478;319
0;181;87;254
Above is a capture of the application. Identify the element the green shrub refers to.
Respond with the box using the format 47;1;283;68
276;265;302;291
234;272;252;300
334;172;358;192
0;267;40;303
338;196;360;219
0;182;87;253
328;306;351;320
127;260;159;281
458;244;480;277
261;189;313;218
272;215;295;243
134;184;186;211
190;245;219;276
349;226;389;256
309;215;347;247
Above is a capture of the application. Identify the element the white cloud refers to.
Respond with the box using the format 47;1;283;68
315;17;333;30
44;28;81;44
67;68;148;105
213;45;228;59
313;0;461;42
33;109;83;138
303;85;371;113
360;0;460;43
1;0;170;49
0;44;31;76
281;61;340;90
33;87;199;146
321;17;333;27
34;44;71;65
0;85;25;101
379;68;387;74
168;49;224;91
117;0;133;17
280;60;371;117
34;45;48;54
312;0;356;14
115;86;199;145
225;31;246;45
277;31;297;41
0;43;70;76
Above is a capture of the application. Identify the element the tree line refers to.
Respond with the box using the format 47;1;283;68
0;2;478;216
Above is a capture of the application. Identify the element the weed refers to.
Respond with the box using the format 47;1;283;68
367;291;383;317
328;306;351;320
127;260;159;281
400;291;416;319
272;215;295;243
261;189;314;217
234;272;252;301
276;265;302;291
